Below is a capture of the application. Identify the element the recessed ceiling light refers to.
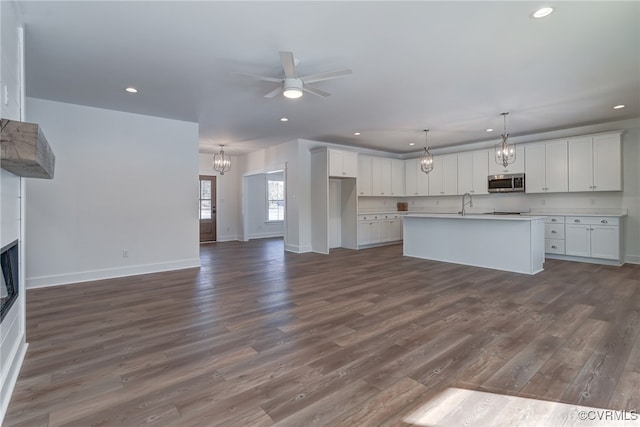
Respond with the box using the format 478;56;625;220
124;87;138;93
532;7;554;18
353;132;361;136
613;104;626;110
409;142;416;146
486;128;494;132
280;117;289;122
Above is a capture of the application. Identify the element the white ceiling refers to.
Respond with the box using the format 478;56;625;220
18;1;640;156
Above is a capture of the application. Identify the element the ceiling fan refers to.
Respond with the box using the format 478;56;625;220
235;51;352;99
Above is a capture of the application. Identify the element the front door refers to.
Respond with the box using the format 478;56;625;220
199;175;216;242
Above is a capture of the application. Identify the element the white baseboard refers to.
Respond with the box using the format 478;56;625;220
625;254;640;265
0;340;27;426
285;244;312;253
248;232;284;240
26;258;201;289
216;234;240;242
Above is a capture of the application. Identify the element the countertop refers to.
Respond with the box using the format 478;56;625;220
404;213;545;221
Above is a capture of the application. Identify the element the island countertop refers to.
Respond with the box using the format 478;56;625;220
404;213;546;221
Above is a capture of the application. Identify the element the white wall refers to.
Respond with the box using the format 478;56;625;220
25;98;201;288
198;153;240;241
246;173;284;239
0;0;27;422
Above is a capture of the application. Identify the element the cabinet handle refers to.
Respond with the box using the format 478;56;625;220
414;192;418;195
551;230;557;234
593;186;597;189
601;219;608;224
589;186;593;189
574;219;580;223
551;219;557;222
551;245;557;249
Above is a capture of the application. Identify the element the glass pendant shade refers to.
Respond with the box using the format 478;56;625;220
213;145;231;175
420;129;434;174
495;112;516;168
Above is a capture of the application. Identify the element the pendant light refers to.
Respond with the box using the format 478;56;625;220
420;129;434;174
213;145;231;175
495;112;516;168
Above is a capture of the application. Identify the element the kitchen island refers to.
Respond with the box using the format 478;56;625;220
403;214;546;274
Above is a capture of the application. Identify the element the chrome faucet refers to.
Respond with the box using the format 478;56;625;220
461;192;473;216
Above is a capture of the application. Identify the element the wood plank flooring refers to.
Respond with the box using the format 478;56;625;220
4;239;640;426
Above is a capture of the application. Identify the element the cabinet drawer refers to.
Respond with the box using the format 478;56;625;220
545;239;565;254
545;224;565;239
544;216;565;224
566;216;619;226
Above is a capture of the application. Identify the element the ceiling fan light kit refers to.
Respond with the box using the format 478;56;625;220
283;78;304;99
236;51;352;99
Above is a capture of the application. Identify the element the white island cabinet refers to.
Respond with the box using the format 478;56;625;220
403;214;545;275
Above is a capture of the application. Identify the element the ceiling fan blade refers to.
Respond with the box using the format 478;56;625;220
264;87;282;98
303;84;330;97
279;51;298;79
301;69;352;84
234;72;282;83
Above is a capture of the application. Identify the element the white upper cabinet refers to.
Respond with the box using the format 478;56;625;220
525;140;568;193
405;158;429;197
329;149;358;178
488;145;525;175
371;157;392;196
568;133;621;192
457;149;489;195
428;154;458;196
358;155;373;196
390;159;405;197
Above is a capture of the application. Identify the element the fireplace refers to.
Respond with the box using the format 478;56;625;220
1;239;19;322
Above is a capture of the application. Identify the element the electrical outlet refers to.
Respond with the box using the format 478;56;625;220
122;249;129;258
3;85;8;106
541;199;546;206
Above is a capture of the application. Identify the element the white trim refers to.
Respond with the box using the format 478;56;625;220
625;255;640;265
545;254;623;266
0;341;27;425
248;231;285;240
285;244;312;253
215;234;241;242
26;258;201;289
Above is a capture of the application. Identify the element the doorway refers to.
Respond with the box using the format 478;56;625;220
199;175;216;242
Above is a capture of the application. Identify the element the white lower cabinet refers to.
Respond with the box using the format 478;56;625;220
565;216;620;261
358;214;403;247
544;216;565;255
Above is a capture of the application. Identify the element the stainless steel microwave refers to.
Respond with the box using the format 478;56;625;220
488;173;525;193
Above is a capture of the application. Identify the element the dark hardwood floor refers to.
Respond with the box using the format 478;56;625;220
4;239;640;426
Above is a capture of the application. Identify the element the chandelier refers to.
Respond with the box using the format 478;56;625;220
495;112;516;167
420;129;434;174
213;145;231;175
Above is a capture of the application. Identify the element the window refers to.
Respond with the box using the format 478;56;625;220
266;173;284;222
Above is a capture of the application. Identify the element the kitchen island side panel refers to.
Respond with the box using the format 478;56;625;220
403;215;545;275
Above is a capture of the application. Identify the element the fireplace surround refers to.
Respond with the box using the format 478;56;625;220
0;239;19;322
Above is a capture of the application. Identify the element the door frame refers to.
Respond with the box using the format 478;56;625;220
199;175;216;242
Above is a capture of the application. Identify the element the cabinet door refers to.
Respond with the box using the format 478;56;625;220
358;156;373;196
565;224;591;257
428;157;444;195
441;154;458;195
524;144;546;193
568;137;593;192
369;221;381;244
545;140;568;193
328;150;343;177
371;157;392;196
590;225;619;260
405;158;418;196
342;151;359;178
472;150;489;195
488;145;525;175
593;134;621;191
358;221;371;245
416;160;430;196
389;219;403;241
391;159;405;196
457;151;473;195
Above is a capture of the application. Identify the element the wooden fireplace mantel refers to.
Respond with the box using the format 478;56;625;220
1;118;55;179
